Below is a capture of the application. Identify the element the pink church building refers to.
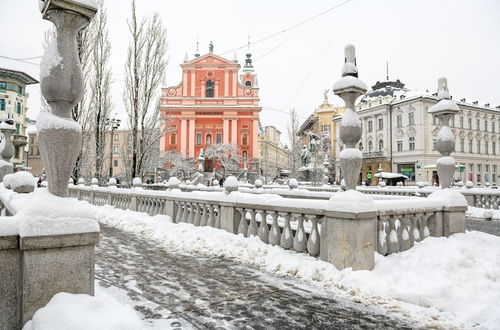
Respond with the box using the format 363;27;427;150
159;45;261;171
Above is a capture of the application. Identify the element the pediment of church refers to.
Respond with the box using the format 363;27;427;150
184;53;237;66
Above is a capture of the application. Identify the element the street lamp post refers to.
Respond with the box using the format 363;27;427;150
106;116;121;179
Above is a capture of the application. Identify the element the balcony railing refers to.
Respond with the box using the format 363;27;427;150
362;151;384;158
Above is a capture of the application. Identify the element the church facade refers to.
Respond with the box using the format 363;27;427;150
159;47;261;171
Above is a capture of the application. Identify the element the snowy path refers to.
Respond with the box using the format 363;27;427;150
95;224;410;329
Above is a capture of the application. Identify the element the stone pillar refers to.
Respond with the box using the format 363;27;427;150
189;118;195;158
332;45;367;190
252;118;259;159
190;71;196;97
180;117;187;155
0;233;21;329
0;122;16;181
428;78;460;188
224;70;229;95
182;71;188;96
223;117;230;144
231;118;238;144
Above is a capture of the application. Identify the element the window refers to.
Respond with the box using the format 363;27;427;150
433;138;437;150
408;112;414;125
206;80;214;97
486;164;490;173
359;142;363;151
113;160;118;167
15;123;20;134
485;141;489;154
113;146;119;154
206;134;212;145
477;140;481;154
0;82;6;89
0;99;5;111
485;120;488;132
469;140;473;153
216;133;222;144
196;133;202;145
368;140;373;152
469;164;473;173
378;118;383;130
450;117;455;127
460;117;464;128
396;115;402;127
16;102;21;114
113;133;119;141
378;139;383;151
468;118;472;129
242;133;248;146
494;165;498;173
477;164;482;172
477;174;481;182
127;133;132;141
493;142;497;155
492;122;496;133
127;146;132;154
368;120;373;132
409;137;415;151
321;125;331;132
477;119;480;130
460;139;464;152
397;140;403;152
245;80;252;87
170;133;176;145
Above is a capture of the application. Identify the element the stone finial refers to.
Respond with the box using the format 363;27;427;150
108;177;117;188
342;44;358;78
437;77;451;100
77;178;85;186
132;177;143;188
167;176;180;189
91;178;98;187
224;175;239;193
288;178;298;189
254;179;263;188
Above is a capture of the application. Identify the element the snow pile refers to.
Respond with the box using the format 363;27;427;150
429;188;467;207
8;171;36;191
428;99;460;113
167;176;180;187
17;189;99;237
40;40;63;80
339;148;361;160
437;126;455;143
467;206;500;221
132;178;142;186
92;203;500;328
288;178;298;189
224;176;239;189
36;112;81;133
328;189;375;213
23;291;145;330
332;75;367;91
3;173;14;189
0;217;18;236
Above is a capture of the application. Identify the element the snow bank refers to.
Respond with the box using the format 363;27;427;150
36;112;81;132
17;189;99;237
9;171;36;191
94;203;500;329
0;217;18;236
467;206;500;221
23;291;145;330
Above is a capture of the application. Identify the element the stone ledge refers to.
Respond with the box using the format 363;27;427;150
0;235;19;250
20;231;100;250
325;210;377;220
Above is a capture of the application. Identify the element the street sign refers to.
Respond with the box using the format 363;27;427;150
458;165;465;172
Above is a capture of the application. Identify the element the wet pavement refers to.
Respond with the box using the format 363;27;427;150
96;224;412;329
466;219;500;237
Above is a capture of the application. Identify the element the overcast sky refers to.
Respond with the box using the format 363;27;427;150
1;0;499;144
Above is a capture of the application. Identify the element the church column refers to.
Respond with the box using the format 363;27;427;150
224;70;229;96
231;118;238;144
182;71;188;96
191;71;196;97
189;118;195;158
252;118;259;159
214;81;220;98
201;80;206;98
223;118;229;144
232;71;237;96
180;118;187;155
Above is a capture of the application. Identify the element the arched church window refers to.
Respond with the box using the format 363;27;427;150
206;80;214;97
368;140;373;152
245;80;252;87
242;133;248;146
170;133;176;145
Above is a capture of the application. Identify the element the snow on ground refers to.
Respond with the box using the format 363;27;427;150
467;206;500;221
88;202;500;329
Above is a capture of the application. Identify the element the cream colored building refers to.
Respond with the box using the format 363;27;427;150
0;68;38;168
259;125;290;178
334;79;500;185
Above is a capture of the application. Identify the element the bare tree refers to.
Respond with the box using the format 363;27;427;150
204;143;241;178
88;2;113;183
287;107;302;177
124;0;169;179
163;150;195;179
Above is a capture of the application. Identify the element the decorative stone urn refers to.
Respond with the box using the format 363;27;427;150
37;0;97;197
428;78;459;188
332;45;367;190
0;121;16;181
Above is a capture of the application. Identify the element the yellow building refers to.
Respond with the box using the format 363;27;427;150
0;68;38;169
259;125;290;179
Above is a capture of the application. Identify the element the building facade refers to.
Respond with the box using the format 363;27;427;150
159;47;261;171
0;68;38;168
334;79;500;185
259;125;290;179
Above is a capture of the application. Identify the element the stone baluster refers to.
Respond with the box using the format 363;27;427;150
400;216;412;251
332;45;367;190
213;205;221;229
268;212;281;246
181;202;189;223
306;216;321;257
428;78;460;188
409;214;418;244
386;216;399;254
257;210;269;243
279;212;294;249
174;201;182;223
293;214;307;253
187;203;196;224
377;218;388;255
207;205;216;227
236;208;248;236
0;121;16;181
247;209;258;237
193;203;202;226
200;204;209;226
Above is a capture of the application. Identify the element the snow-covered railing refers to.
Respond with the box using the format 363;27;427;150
67;183;466;270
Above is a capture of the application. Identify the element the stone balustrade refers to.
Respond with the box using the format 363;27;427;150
64;184;466;269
